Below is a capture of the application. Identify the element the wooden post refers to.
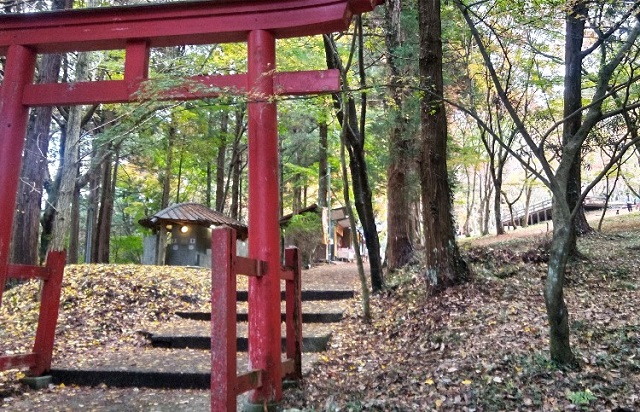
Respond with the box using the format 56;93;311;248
284;247;302;381
210;227;238;411
247;29;282;406
31;251;66;376
0;44;36;305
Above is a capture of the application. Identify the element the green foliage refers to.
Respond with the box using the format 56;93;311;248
283;212;323;266
567;389;596;406
110;235;143;264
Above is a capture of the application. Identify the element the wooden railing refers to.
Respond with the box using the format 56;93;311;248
210;226;302;411
0;251;66;376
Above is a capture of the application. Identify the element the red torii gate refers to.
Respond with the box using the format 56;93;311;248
0;0;381;409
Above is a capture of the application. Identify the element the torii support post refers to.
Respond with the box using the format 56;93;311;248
0;45;36;304
247;29;282;409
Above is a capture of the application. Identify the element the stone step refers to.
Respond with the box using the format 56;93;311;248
235;289;354;302
50;348;318;390
176;310;343;323
144;321;333;353
175;300;345;323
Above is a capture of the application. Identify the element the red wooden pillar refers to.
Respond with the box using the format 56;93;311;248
31;250;66;376
0;45;36;304
284;247;302;381
247;29;282;406
210;227;238;411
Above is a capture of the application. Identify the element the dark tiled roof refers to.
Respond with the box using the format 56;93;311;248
279;203;319;225
139;203;248;239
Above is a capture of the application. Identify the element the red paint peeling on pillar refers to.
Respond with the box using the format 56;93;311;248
247;29;282;405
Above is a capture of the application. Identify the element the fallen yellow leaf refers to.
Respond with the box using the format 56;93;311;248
461;379;472;385
425;378;434;385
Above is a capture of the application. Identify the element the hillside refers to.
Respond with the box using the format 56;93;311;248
1;214;639;410
282;213;640;410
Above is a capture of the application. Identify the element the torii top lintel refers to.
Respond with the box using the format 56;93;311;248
0;0;383;55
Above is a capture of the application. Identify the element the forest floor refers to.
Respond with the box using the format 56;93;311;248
1;210;640;410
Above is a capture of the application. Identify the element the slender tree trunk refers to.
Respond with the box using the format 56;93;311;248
84;162;100;263
340;106;370;321
493;171;505;235
318;121;329;208
324;33;384;292
68;177;81;264
156;126;174;265
230;144;242;220
93;148;118;263
92;152;112;262
463;167;476;236
215;111;228;213
418;0;469;290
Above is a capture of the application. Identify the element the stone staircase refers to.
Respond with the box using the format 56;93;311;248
49;272;355;390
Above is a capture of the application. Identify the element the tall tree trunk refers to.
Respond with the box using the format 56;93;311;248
49;52;90;253
463;167;477;237
564;0;592;244
40;128;65;262
545;199;576;365
93;149;118;263
68;176;81;264
156;126;174;265
522;184;533;228
493;171;504;235
84;160;100;263
324;31;384;292
384;0;414;270
418;0;469;290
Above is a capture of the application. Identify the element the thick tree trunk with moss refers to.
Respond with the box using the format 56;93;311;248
418;0;469;290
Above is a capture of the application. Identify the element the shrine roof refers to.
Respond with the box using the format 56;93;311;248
139;202;248;239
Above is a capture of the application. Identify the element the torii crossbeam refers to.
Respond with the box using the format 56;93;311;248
0;0;382;409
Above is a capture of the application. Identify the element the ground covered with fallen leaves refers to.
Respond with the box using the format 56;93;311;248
281;214;640;411
1;213;639;410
